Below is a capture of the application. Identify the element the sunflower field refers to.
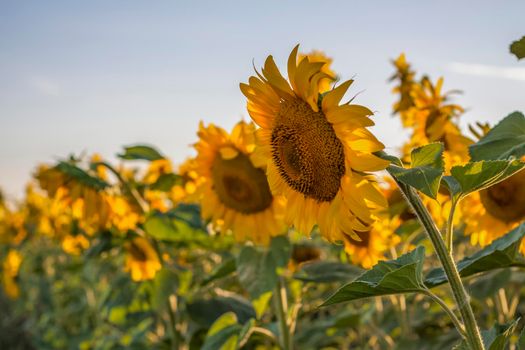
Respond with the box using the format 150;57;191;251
1;39;525;350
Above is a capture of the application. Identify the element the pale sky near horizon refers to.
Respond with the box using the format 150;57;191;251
1;1;524;199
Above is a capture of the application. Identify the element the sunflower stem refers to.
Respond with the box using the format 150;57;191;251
422;288;466;338
274;276;293;350
445;199;458;253
395;181;485;350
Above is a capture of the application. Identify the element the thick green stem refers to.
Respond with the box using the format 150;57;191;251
397;183;484;350
445;200;458;253
274;277;292;350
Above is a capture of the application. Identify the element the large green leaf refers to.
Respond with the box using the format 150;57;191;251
322;246;426;306
201;257;236;286
201;312;241;350
55;162;108;190
143;211;180;241
236;236;291;298
118;144;165;161
387;143;444;199
446;159;525;200
293;261;364;283
149;173;182;192
151;268;178;311
510;36;525;60
143;207;206;242
187;296;256;328
425;223;525;287
469;112;525;161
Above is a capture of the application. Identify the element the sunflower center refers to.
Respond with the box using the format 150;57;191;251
129;242;148;262
271;98;345;202
211;151;273;214
347;230;371;248
480;170;525;223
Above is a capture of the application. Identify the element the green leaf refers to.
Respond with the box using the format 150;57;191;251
143;211;180;241
469;112;525;161
201;312;241;350
152;268;178;310
55;162;108;190
236;236;291;298
187;296;256;328
149;173;182;191
425;223;525;288
322;246;426;306
388;143;444;199
201;257;236;286
454;319;519;350
469;269;512;300
448;159;525;199
294;261;364;283
510;36;525;60
118;144;164;161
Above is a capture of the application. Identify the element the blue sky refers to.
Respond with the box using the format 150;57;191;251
1;1;524;198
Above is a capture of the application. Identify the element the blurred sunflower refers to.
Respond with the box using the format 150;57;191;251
124;237;162;281
462;170;525;251
390;53;416;123
1;250;23;299
193;121;286;245
298;49;337;93
402;77;472;159
170;158;200;203
344;216;401;269
107;196;141;232
240;45;388;243
36;164;111;235
62;234;90;255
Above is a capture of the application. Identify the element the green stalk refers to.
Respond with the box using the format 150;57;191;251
395;181;484;350
274;277;293;350
445;199;458;253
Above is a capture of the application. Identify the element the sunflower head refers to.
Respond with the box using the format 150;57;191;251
241;45;388;243
344;216;401;269
124;237;162;281
390;53;417;119
193;120;285;245
479;170;525;223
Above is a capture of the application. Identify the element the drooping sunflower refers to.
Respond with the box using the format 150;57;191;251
343;215;401;269
124;236;162;282
462;169;525;252
193;120;286;245
240;45;388;243
390;53;416;123
402;76;472;160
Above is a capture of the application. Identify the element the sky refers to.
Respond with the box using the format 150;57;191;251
1;1;524;199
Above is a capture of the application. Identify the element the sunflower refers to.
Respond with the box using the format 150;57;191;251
402;77;471;158
124;237;162;281
298;50;337;93
170;158;200;203
62;234;90;255
240;45;388;243
462;169;525;252
390;53;416;123
1;250;22;299
193;120;286;245
343;215;401;269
